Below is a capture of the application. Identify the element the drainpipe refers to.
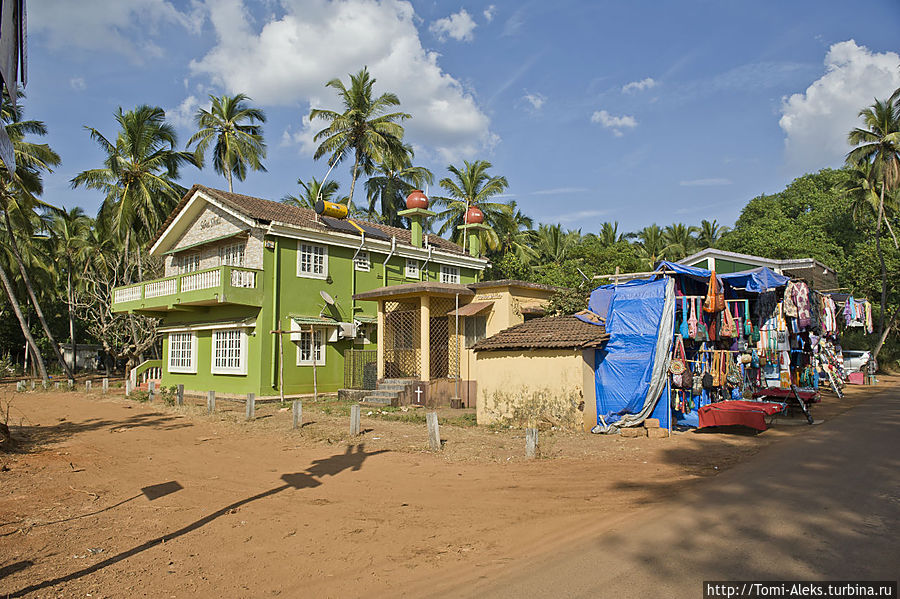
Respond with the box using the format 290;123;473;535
349;222;366;317
421;245;433;281
383;236;396;283
270;237;281;391
455;292;460;400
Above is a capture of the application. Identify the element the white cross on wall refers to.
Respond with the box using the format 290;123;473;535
414;387;424;403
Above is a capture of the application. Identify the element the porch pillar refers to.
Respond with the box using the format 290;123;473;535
377;300;385;380
420;295;430;381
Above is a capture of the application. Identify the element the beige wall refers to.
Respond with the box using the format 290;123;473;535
458;287;555;381
474;349;590;430
165;203;265;276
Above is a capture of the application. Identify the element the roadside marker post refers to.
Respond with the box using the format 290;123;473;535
246;393;256;420
176;384;184;406
292;400;302;429
350;404;361;436
426;412;441;451
525;428;539;458
148;380;156;402
207;391;215;415
102;378;108;394
85;380;92;393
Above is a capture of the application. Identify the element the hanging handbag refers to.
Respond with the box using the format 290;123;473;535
750;324;760;344
703;270;726;313
710;351;721;387
688;297;698;340
726;355;742;386
679;298;690;339
743;300;753;337
721;304;737;338
750;349;760;369
695;299;710;341
676;339;693;390
669;336;686;378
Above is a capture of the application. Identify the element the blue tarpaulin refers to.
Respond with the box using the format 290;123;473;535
720;267;789;293
655;260;713;281
593;278;674;427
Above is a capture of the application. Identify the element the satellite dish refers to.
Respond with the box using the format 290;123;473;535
320;290;335;305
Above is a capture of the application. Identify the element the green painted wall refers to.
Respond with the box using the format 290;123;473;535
158;233;479;397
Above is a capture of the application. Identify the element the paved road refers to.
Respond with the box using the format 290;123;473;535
461;388;900;598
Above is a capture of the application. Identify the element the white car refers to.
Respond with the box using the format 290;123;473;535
843;350;875;372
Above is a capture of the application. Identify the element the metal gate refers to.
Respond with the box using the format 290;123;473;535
343;349;377;389
384;301;420;378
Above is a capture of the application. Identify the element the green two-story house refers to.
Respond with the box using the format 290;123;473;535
111;185;487;397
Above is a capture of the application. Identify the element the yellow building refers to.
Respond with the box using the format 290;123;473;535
471;315;608;430
352;279;561;407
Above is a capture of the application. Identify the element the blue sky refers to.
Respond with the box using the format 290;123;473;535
24;0;900;235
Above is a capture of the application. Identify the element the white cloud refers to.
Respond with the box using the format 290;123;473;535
557;209;609;224
483;5;496;22
622;77;657;93
522;92;545;112
679;178;732;187
29;0;203;61
191;0;495;162
779;40;900;173
532;187;588;195
166;95;201;130
591;110;638;137
430;9;477;42
69;77;87;91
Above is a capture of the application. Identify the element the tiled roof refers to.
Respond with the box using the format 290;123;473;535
151;184;468;256
472;315;609;352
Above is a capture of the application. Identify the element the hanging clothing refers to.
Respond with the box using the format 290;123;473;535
755;291;778;327
784;280;813;329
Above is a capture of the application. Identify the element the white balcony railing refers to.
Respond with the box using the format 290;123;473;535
230;269;256;288
181;269;220;292
145;278;177;298
114;285;142;304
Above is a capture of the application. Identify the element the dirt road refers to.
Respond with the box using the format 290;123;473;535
0;381;893;597
449;384;900;598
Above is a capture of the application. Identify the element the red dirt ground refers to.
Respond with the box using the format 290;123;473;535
0;377;892;598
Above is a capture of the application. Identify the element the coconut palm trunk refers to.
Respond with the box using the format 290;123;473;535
348;152;361;212
67;267;77;373
876;183;887;340
2;210;73;380
0;259;47;381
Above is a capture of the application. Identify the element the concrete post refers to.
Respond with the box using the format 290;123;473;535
350;404;361;436
292;400;302;429
30;380;35;391
148;380;156;402
426;411;441;451
124;379;132;395
85;380;92;393
67;379;74;391
207;391;215;415
15;381;22;392
42;381;48;390
176;384;184;406
525;428;539;459
102;378;108;394
246;393;256;420
55;381;61;390
420;295;430;381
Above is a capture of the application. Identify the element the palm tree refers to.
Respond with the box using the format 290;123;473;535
532;223;580;269
364;145;433;226
843;162;899;248
662;223;699;260
72;105;199;278
310;68;410;211
491;201;537;264
632;224;667;268
188;93;267;193
0;90;72;381
697;219;729;249
597;221;624;247
432;160;509;251
846;96;900;339
281;177;347;210
49;207;92;373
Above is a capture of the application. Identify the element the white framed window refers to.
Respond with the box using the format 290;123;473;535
296;328;326;366
219;243;245;267
465;315;487;348
168;332;197;373
405;258;420;279
354;250;370;272
211;329;248;375
297;242;328;279
440;265;459;284
177;253;200;274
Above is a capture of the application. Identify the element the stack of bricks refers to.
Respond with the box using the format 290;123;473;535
644;418;670;438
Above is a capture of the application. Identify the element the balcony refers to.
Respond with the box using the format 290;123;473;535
112;266;264;313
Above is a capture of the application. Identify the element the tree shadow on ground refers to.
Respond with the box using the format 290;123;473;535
3;444;388;597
